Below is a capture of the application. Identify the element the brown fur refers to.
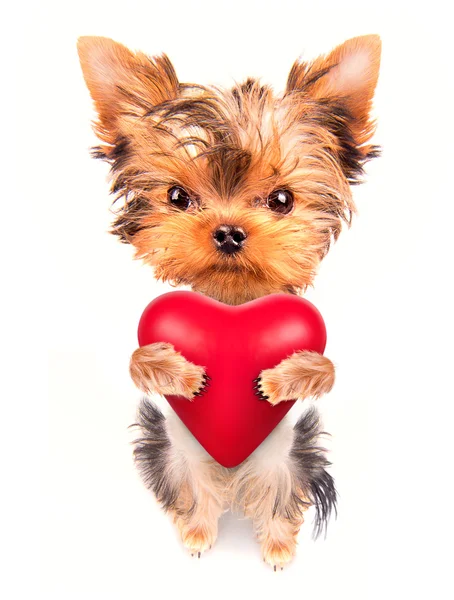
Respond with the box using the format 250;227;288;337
78;34;381;568
171;472;224;556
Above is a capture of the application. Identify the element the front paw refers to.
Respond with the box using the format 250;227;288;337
253;372;286;405
253;351;335;406
130;342;211;400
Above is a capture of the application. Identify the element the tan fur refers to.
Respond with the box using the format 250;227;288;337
171;479;223;556
227;418;309;567
129;342;207;399
77;36;179;149
257;350;335;405
165;412;229;555
168;414;309;565
78;34;381;568
260;521;300;570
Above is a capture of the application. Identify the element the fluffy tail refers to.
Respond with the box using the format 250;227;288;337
290;406;337;539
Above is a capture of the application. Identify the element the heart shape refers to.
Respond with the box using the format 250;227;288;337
137;291;326;468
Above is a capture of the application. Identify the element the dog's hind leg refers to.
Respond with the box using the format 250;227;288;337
131;398;227;557
230;409;337;570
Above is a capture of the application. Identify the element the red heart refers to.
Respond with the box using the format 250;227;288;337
137;291;326;468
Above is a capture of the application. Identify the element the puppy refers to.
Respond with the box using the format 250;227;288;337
77;34;381;569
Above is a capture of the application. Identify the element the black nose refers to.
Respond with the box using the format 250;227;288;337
213;224;247;254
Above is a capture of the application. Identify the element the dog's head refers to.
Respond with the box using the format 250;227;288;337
78;35;381;304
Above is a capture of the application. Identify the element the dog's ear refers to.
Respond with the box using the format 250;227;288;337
77;36;179;150
287;35;381;150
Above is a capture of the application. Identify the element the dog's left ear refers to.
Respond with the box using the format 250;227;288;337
77;36;179;153
287;35;381;153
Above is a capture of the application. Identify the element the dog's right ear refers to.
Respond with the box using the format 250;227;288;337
77;36;179;152
286;35;381;157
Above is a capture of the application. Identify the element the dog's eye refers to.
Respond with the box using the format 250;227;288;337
168;186;192;210
266;189;294;214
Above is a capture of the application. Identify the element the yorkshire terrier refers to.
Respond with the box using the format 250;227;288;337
77;34;381;569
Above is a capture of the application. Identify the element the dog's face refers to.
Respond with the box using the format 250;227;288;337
78;35;381;305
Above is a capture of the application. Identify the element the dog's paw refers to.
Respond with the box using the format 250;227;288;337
176;520;217;558
253;375;271;402
261;536;296;571
190;371;211;399
130;342;211;400
174;361;211;401
253;351;334;406
253;371;291;406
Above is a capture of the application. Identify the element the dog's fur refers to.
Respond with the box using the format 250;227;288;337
77;34;381;569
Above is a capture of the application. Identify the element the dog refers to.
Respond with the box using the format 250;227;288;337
77;34;381;569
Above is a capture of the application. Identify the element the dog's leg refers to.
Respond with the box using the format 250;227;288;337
168;411;228;557
132;399;227;556
230;409;337;570
254;350;335;406
130;342;210;400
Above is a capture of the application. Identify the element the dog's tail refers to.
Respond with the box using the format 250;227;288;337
290;407;338;539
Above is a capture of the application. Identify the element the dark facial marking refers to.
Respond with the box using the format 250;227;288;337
231;78;268;106
286;63;338;94
201;145;252;197
111;195;152;242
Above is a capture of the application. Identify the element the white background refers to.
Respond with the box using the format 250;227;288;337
3;1;454;598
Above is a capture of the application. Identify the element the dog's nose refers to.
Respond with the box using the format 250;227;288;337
213;224;247;254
